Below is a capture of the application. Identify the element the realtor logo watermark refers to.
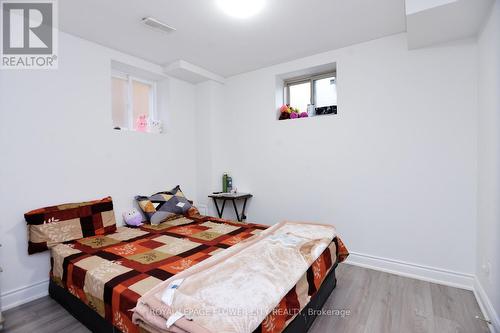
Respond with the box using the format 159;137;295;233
1;0;58;69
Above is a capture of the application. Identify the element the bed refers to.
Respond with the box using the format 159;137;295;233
46;214;348;333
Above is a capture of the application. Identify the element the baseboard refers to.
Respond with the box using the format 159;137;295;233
346;251;474;290
473;277;500;333
1;279;49;311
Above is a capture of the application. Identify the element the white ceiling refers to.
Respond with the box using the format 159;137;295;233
59;0;407;77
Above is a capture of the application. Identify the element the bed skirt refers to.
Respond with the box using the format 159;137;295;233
49;262;338;333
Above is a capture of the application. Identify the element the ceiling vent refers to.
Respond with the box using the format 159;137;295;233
141;17;176;34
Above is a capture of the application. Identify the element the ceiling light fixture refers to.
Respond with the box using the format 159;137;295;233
217;0;265;19
141;17;176;34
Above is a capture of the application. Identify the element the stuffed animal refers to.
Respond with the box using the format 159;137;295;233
123;209;143;227
279;104;297;120
148;119;163;134
135;114;148;132
279;104;306;120
280;105;290;113
279;112;290;120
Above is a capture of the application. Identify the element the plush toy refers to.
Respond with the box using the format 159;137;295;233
279;111;290;120
279;104;306;120
135;114;148;132
280;104;297;120
148;119;163;134
123;209;143;227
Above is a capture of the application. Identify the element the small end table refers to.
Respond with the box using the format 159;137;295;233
208;193;253;222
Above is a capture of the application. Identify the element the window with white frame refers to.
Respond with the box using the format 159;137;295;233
111;71;157;131
284;72;337;117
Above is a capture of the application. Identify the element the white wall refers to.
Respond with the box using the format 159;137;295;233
204;34;478;283
476;0;500;329
194;81;225;208
0;32;198;310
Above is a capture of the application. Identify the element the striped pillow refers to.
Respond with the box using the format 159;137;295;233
24;196;117;254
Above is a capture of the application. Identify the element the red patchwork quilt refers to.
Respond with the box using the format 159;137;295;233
50;215;348;333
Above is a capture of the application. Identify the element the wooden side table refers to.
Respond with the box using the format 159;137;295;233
208;193;252;222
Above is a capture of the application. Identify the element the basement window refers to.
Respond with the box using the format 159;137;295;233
111;71;158;132
282;72;337;118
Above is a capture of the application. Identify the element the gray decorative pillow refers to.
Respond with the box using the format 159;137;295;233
135;186;193;225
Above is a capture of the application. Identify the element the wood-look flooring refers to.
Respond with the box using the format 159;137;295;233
3;264;490;333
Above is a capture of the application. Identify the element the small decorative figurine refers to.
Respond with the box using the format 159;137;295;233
135;114;148;132
148;119;163;134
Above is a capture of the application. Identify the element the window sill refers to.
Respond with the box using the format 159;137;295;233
113;127;164;135
277;113;337;121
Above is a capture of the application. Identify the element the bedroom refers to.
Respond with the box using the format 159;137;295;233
0;0;499;332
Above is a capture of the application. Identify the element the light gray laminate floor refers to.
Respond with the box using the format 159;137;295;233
3;264;490;333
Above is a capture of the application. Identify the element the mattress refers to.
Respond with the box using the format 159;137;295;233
50;215;348;333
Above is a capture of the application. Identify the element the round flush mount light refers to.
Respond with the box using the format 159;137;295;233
217;0;266;19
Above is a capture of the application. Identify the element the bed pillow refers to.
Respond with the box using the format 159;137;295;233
24;196;117;254
135;185;193;225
